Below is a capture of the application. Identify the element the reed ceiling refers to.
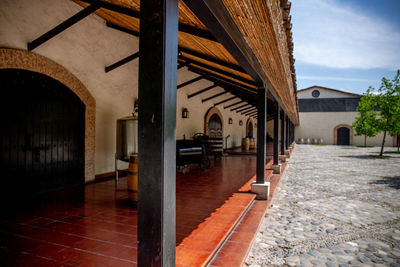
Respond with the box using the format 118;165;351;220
72;0;298;123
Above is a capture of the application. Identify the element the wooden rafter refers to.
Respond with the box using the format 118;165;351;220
28;4;100;51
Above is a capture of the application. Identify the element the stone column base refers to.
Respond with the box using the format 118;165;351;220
271;164;281;174
279;155;287;162
251;182;270;200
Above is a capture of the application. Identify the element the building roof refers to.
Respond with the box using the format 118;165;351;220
297;85;362;97
72;0;299;123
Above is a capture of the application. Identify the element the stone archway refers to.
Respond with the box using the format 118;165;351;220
204;107;224;137
0;48;96;182
334;124;353;145
246;118;254;138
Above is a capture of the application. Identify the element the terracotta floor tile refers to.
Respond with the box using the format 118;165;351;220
181;236;222;253
209;253;246;266
193;227;227;241
115;247;137;262
0;153;281;266
228;231;255;244
176;248;212;266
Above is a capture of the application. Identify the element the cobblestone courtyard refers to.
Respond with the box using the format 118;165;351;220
246;145;400;267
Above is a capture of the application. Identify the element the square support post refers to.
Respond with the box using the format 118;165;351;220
138;0;178;266
280;110;285;155
285;115;289;150
272;103;281;174
252;86;270;199
256;87;266;183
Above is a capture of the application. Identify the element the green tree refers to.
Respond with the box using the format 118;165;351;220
374;70;400;156
352;89;379;146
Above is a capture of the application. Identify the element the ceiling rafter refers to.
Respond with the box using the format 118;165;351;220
28;4;100;51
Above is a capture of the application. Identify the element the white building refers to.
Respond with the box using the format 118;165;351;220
295;86;397;146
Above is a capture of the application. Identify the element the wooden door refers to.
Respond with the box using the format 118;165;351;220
0;69;85;200
337;127;350;145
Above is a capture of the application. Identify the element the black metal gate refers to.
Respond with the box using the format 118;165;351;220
0;69;85;200
337;127;350;145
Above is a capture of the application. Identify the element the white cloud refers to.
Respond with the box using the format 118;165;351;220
291;0;400;69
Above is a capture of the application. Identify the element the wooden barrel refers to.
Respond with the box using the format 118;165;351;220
206;136;223;153
127;154;138;202
249;138;256;149
241;138;249;150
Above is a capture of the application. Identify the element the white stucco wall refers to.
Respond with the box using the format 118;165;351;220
0;0;258;178
295;112;395;147
298;87;359;99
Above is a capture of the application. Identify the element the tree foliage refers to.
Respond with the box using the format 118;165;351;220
352;89;379;146
354;70;400;155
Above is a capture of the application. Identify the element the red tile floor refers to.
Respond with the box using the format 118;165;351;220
0;155;265;266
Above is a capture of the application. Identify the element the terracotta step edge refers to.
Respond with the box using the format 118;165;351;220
205;197;257;266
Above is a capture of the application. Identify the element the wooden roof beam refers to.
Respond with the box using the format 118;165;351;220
241;108;257;115
202;91;229;103
181;0;295;122
236;105;255;113
105;51;139;72
244;110;257;116
177;75;205;89
182;0;266;85
231;103;250;112
188;66;256;93
179;47;245;73
28;4;100;51
224;100;245;109
181;55;256;86
106;21;139;36
214;96;237;106
83;0;217;42
187;84;217;99
188;67;257;105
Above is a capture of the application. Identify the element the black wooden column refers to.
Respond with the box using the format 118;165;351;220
138;0;178;266
256;87;266;183
285;115;289;149
273;104;279;165
280;110;285;155
292;122;295;143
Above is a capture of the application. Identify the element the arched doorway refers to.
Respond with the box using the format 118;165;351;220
246;118;254;138
334;124;353;145
0;48;95;182
204;107;224;137
0;69;85;199
208;114;222;137
204;107;224;156
337;127;350;145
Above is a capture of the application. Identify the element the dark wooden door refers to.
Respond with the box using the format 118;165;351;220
337;127;350;145
0;69;85;200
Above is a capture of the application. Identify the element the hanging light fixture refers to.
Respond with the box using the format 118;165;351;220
182;108;189;118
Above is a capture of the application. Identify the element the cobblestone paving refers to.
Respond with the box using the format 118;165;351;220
246;145;400;267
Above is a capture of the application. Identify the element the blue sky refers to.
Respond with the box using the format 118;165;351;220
291;0;400;94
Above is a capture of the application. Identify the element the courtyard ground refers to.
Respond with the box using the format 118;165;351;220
246;145;400;267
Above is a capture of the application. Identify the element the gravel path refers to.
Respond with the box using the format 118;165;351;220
246;145;400;267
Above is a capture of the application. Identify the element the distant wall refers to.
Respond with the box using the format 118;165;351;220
296;112;394;147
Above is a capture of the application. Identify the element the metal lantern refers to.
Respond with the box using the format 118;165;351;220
182;108;189;118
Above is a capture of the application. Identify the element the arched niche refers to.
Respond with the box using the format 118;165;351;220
204;107;224;137
246;118;254;138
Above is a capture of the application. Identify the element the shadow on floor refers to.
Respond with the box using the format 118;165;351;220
369;176;400;190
